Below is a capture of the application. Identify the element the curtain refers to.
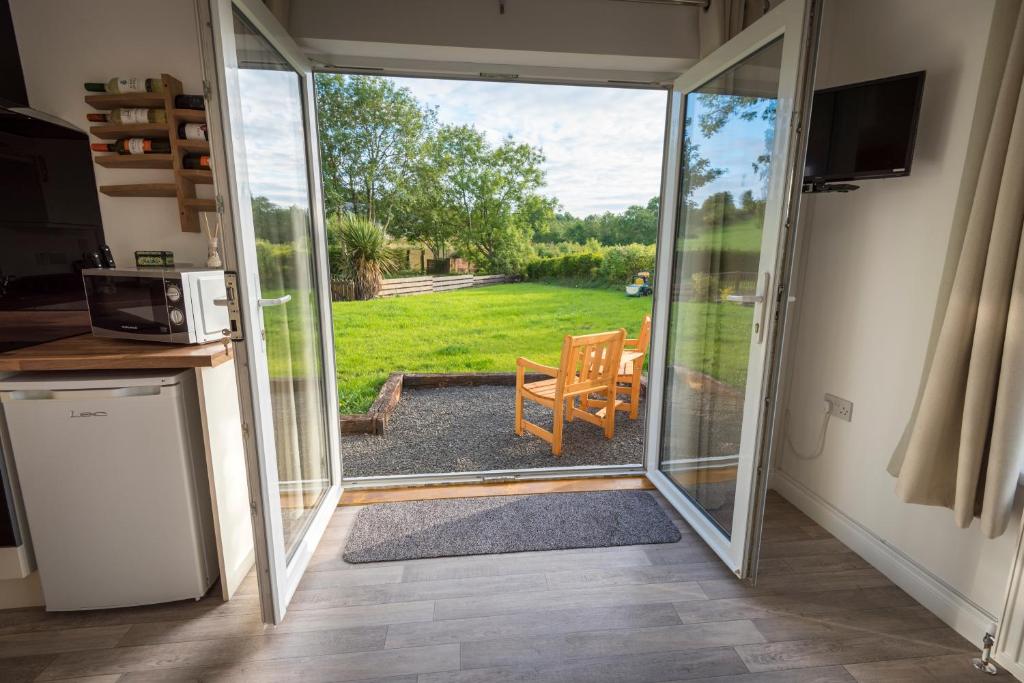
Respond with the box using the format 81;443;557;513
889;5;1024;539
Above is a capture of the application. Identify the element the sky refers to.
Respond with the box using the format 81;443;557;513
236;69;774;220
390;77;668;217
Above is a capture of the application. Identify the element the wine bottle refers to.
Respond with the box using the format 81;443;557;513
86;108;168;124
84;77;164;94
178;123;208;141
174;94;205;110
182;154;211;170
91;138;171;155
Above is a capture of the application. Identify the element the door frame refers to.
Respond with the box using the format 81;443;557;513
643;0;819;577
200;0;343;624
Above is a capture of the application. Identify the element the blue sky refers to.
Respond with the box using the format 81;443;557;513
391;77;668;217
238;70;775;219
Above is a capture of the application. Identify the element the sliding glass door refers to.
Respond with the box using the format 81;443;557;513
207;0;341;623
645;0;814;577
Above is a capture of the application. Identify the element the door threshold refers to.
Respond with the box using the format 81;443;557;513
340;474;653;506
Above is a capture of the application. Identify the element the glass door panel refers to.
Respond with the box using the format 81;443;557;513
208;0;341;624
659;38;784;538
232;11;330;559
646;0;811;576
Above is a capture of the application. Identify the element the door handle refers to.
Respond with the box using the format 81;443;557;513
754;272;770;344
725;294;763;305
257;294;291;308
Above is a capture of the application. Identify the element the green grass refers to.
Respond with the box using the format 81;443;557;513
332;283;752;414
680;218;762;252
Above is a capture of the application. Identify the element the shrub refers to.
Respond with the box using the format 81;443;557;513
330;212;401;300
597;243;656;285
255;239;296;290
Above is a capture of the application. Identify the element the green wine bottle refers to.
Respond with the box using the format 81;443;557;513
91;138;171;155
86;108;168;124
182;154;211;170
85;78;164;94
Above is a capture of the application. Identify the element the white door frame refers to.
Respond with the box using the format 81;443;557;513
201;0;342;624
643;0;816;577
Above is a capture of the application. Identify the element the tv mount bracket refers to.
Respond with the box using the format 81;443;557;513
802;181;861;194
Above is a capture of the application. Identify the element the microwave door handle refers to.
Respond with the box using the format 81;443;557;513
257;294;291;308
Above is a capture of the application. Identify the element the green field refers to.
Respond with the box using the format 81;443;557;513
680;218;763;252
332;283;751;414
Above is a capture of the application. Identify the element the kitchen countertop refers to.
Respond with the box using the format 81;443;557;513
0;334;233;372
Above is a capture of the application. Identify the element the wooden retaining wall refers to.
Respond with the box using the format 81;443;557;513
376;274;511;298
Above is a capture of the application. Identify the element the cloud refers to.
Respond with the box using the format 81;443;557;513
393;77;668;216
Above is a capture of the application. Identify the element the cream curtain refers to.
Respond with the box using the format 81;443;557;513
889;5;1024;539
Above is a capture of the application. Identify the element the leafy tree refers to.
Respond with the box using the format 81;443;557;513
700;191;736;229
315;74;435;221
435;125;547;273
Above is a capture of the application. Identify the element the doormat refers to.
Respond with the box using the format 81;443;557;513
342;490;682;563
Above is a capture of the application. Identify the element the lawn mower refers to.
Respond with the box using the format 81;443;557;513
625;271;653;297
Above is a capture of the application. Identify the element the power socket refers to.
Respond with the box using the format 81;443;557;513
825;393;853;422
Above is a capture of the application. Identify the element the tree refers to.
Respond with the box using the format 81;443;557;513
435;125;547;273
315;74;435;221
700;191;736;229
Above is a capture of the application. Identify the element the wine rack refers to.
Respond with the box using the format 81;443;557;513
86;73;212;233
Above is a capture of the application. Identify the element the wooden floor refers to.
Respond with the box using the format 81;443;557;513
339;475;654;506
0;491;990;682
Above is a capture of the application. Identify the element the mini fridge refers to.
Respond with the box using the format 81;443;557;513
0;370;218;610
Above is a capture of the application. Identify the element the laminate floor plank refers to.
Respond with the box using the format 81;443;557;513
37;625;388;679
843;652;991;681
289;573;548;611
735;628;974;673
0;487;983;682
118;601;434;646
458;619;766;669
433;580;708;621
385;603;682;649
113;644;459;682
418;647;749;683
683;667;858;683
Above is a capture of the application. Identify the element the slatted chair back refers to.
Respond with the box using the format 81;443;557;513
556;329;626;398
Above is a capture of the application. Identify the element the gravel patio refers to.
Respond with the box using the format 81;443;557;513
341;384;646;477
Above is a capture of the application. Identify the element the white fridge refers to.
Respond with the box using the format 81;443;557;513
0;370;218;610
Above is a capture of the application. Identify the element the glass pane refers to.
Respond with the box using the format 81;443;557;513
658;39;784;537
233;10;330;557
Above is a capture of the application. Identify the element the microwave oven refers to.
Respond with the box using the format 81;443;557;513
82;267;229;344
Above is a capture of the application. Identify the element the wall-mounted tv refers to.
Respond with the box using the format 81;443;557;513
804;71;925;186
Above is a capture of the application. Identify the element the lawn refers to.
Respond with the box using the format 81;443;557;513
680;217;762;252
332;283;751;414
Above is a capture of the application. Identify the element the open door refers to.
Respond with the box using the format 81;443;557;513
645;0;816;578
205;0;341;623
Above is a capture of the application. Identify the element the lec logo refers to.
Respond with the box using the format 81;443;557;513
70;410;108;418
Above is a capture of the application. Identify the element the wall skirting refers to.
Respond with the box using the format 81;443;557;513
771;471;993;647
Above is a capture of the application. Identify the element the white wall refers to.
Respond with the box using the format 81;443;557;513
776;0;1018;625
287;0;702;60
10;0;209;268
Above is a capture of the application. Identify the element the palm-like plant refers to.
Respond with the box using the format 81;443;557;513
334;212;400;300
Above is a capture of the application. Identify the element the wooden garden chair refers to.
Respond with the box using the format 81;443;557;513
616;314;652;419
515;329;627;456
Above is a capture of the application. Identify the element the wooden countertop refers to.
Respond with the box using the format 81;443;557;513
0;335;233;372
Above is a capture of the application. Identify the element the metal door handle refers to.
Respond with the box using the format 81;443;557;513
725;294;763;305
755;272;770;344
257;294;291;308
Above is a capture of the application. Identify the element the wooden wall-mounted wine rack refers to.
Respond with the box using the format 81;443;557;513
86;73;212;233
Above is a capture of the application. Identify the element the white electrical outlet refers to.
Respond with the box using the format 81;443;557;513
825;393;853;422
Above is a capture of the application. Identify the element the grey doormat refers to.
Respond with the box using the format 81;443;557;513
342;490;682;563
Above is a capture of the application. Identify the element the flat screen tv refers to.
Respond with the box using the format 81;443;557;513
0;108;105;352
804;71;925;185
